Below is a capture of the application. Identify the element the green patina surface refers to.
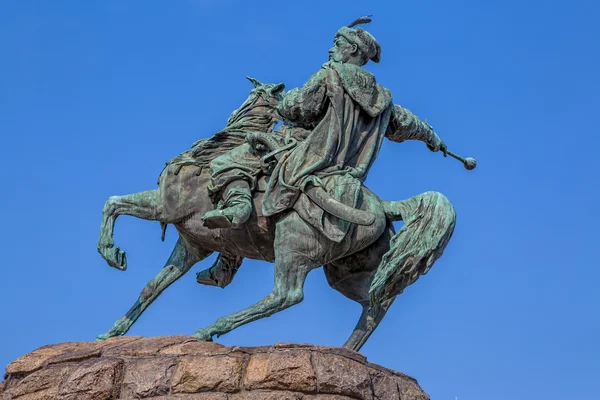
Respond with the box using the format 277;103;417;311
96;18;475;351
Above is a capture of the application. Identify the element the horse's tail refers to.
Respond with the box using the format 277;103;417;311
370;191;456;305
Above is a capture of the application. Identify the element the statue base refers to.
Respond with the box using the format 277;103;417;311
1;336;429;399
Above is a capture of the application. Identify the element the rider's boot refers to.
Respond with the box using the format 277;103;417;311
196;254;243;288
201;181;253;230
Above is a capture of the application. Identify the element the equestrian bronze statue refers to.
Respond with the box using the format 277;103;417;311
96;20;476;351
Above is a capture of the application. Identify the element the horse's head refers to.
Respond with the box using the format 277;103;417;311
225;77;285;133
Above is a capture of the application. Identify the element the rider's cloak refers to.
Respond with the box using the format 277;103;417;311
262;61;394;243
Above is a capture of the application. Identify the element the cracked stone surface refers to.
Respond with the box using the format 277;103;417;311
1;336;429;399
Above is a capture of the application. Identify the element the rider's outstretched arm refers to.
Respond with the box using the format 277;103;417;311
385;104;446;154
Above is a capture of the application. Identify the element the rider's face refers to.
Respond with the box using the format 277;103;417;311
328;36;359;64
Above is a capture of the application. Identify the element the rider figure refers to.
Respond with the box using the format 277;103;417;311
201;25;447;238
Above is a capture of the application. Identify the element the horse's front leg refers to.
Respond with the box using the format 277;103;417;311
98;190;159;270
97;238;210;340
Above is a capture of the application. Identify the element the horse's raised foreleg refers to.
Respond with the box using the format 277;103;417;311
97;238;209;340
193;235;316;341
98;190;159;270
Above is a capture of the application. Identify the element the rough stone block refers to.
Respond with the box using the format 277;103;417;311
121;357;177;398
57;358;123;400
159;340;229;357
4;364;73;399
6;342;98;375
103;336;191;357
151;395;228;400
230;390;302;400
171;355;243;393
313;352;371;399
243;350;316;393
397;376;431;400
370;370;400;400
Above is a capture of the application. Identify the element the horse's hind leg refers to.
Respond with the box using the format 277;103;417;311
324;224;396;352
345;296;395;352
325;265;396;352
97;238;210;340
193;215;319;341
340;191;456;351
194;251;315;341
98;190;159;270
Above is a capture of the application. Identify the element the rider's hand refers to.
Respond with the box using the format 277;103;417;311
427;139;448;157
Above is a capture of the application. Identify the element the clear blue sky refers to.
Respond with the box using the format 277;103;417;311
1;1;598;398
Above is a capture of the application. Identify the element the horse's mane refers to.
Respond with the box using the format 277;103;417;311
159;81;283;180
160;129;248;179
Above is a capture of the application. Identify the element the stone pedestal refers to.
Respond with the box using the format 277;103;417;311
1;336;429;399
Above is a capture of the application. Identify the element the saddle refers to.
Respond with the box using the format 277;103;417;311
246;132;376;227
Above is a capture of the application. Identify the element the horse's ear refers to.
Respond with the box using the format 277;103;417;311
246;76;263;88
272;82;285;93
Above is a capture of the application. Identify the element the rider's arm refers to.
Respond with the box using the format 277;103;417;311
386;104;446;153
277;68;328;128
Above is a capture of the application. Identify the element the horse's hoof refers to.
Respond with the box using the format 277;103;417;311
111;247;127;270
192;329;214;342
99;246;127;271
96;333;111;341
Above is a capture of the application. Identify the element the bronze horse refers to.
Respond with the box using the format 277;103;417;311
96;78;456;351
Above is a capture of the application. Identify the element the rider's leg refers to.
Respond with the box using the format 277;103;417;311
201;179;253;229
196;253;243;288
201;143;260;230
